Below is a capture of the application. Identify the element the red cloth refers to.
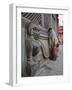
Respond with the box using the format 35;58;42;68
50;44;59;58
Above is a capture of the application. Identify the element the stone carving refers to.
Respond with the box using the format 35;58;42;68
25;22;49;76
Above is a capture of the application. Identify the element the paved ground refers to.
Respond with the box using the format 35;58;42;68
35;45;63;76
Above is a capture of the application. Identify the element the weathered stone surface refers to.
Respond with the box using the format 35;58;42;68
21;13;59;77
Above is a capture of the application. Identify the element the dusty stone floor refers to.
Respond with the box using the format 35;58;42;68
34;45;63;76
